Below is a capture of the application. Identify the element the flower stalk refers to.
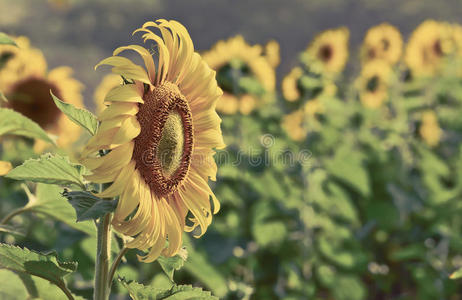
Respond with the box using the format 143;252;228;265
93;213;112;300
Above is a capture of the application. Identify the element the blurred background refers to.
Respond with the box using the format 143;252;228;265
1;0;462;109
2;1;462;300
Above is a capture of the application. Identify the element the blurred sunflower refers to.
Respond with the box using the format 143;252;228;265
357;60;392;109
419;111;442;147
305;27;349;75
361;23;403;65
93;74;122;114
264;40;281;68
0;36;47;92
282;67;303;102
202;35;276;115
282;109;306;141
0;36;83;148
404;20;454;77
81;19;225;262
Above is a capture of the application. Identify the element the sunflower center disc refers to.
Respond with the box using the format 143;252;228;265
319;45;333;62
8;77;62;129
133;81;194;197
156;112;184;177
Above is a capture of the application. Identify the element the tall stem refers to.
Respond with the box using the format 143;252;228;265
93;213;112;300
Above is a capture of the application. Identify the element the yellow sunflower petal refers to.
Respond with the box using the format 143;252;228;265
94;160;136;198
104;84;144;104
98;102;139;121
160;198;182;257
96;56;150;84
81;142;134;173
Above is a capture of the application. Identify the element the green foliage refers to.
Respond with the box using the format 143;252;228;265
0;244;77;299
51;92;98;136
6;154;86;189
182;235;228;298
0;108;55;145
157;247;188;282
119;278;218;300
63;190;116;222
31;184;95;235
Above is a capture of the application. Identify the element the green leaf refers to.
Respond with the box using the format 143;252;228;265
325;144;370;197
157;247;188;281
0;244;76;299
0;225;25;236
29;184;95;236
119;278;218;300
0;32;17;46
6;154;86;189
51;91;98;136
182;235;228;297
63;190;116;222
0;108;55;144
450;267;462;279
16;272;85;300
0;269;28;299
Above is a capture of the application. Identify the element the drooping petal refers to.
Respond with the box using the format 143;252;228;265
95;161;136;198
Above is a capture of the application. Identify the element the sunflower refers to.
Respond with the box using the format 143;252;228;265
305;27;349;75
0;36;47;92
202;35;276;115
81;20;225;262
361;23;403;65
282;109;306;141
0;36;83;148
419;111;442;147
282;67;303;102
93;74;122;114
357;60;392;109
404;20;454;77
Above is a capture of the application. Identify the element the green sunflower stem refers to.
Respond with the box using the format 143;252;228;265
94;213;112;300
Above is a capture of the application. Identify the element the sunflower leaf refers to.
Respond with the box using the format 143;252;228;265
0;244;77;299
0;32;17;46
63;190;117;222
157;247;188;282
6;154;86;189
0;108;55;145
30;184;95;236
182;235;228;297
119;278;218;300
51;91;98;136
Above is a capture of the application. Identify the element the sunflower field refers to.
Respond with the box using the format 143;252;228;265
2;1;462;299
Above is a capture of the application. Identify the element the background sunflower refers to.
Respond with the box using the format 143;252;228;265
0;36;84;149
